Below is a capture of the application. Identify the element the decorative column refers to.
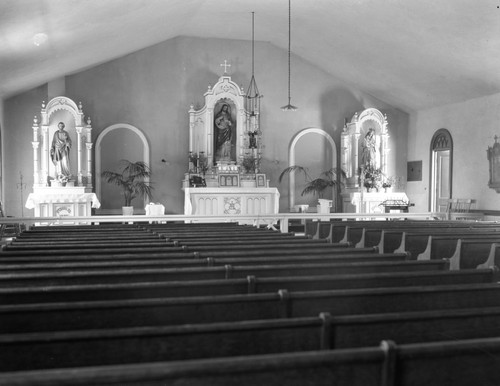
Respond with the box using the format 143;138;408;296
86;143;93;188
353;133;361;187
206;108;213;163
340;128;350;178
76;125;83;186
85;117;93;188
31;117;41;186
237;107;245;162
41;124;49;185
188;105;195;153
380;114;390;176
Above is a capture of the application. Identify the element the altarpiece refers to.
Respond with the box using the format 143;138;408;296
183;74;279;216
25;96;100;217
340;108;408;214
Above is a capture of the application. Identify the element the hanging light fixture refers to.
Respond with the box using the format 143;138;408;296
281;0;297;111
245;11;262;118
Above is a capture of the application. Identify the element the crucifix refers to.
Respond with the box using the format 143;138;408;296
220;60;231;74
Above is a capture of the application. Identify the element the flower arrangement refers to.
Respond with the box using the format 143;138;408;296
241;155;257;173
188;152;209;175
360;165;384;191
382;175;396;189
198;152;209;175
57;174;71;184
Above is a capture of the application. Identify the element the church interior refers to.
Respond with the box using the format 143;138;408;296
1;0;500;384
0;0;499;217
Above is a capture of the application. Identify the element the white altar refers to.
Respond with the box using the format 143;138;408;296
26;96;97;218
183;69;277;219
26;187;100;217
184;187;279;216
343;192;409;214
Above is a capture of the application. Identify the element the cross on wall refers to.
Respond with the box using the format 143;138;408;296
220;60;231;74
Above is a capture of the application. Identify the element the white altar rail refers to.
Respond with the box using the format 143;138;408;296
0;212;445;234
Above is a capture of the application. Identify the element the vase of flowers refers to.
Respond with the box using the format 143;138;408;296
360;165;384;192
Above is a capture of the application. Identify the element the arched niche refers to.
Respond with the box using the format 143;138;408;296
95;123;150;213
341;108;389;189
31;96;93;189
287;128;337;209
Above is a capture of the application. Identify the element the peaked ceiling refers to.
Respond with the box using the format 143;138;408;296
1;0;499;113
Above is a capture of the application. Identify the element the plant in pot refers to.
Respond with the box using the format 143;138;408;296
101;160;154;215
278;165;345;212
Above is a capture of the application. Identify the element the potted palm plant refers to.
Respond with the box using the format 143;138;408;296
101;160;154;215
279;165;345;212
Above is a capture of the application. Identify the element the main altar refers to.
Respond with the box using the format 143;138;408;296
182;71;279;217
340;108;408;214
25;96;100;218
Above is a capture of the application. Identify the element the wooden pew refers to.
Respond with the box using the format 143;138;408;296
3;304;500;372
2;240;178;251
0;252;409;273
2;238;332;252
394;232;500;260
6;281;500;333
448;239;500;270
160;232;305;242
10;235;165;244
309;220;500;251
2;337;500;386
170;238;328;247
366;227;499;251
0;249;197;259
0;259;448;288
192;246;377;258
0;245;377;259
180;243;352;253
2;268;495;304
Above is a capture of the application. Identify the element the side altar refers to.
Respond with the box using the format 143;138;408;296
183;71;279;217
340;108;408;214
25;97;100;217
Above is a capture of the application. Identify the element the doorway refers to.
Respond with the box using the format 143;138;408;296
430;129;453;212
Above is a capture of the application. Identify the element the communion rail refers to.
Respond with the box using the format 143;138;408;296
0;212;445;234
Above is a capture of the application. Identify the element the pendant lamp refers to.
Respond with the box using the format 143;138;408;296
246;12;262;118
281;0;297;111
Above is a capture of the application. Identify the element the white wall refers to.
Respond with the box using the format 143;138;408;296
406;92;500;212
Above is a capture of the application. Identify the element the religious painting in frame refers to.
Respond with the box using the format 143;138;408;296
213;99;237;164
218;173;240;187
256;173;266;187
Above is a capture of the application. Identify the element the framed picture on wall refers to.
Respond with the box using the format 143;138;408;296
218;174;240;187
256;173;266;187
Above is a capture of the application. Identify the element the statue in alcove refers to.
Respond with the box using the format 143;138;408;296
361;128;377;169
50;121;72;181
